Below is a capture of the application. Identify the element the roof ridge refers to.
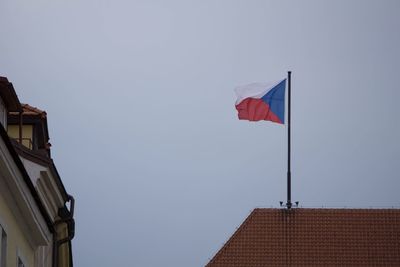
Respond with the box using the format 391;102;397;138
254;206;400;210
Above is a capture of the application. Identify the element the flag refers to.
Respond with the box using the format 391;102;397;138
234;79;286;123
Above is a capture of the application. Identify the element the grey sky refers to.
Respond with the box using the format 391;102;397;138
1;0;400;266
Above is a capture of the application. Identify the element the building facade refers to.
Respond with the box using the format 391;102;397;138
0;77;75;267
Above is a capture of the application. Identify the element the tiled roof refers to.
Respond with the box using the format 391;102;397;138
206;208;400;267
21;103;47;117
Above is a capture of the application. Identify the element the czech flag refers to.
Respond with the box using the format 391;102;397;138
235;79;286;124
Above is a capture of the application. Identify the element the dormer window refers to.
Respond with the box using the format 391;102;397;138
7;104;50;157
7;124;33;149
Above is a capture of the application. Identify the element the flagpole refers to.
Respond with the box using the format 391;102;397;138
286;71;292;209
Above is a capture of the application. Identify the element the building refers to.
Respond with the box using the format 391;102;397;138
0;76;75;267
206;208;400;267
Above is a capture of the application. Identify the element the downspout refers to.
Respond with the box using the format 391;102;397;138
52;195;75;267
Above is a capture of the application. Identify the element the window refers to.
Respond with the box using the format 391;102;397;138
0;225;7;267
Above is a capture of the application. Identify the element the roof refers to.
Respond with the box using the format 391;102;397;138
8;103;47;117
0;76;22;111
21;103;47;117
206;208;400;267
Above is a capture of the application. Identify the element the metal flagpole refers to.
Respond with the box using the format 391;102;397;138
279;71;297;209
286;71;292;209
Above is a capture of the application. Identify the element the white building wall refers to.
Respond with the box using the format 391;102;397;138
19;158;45;185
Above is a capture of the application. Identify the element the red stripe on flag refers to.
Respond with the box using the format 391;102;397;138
235;98;282;123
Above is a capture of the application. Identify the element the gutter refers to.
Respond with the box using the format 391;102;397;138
52;195;75;267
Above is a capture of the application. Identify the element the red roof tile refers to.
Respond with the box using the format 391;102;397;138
207;208;400;267
21;103;46;117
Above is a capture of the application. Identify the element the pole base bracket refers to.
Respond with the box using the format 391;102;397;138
280;201;299;209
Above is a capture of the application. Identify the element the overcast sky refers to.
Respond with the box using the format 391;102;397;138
1;0;400;266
